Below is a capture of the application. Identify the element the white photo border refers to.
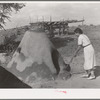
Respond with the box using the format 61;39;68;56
0;1;100;99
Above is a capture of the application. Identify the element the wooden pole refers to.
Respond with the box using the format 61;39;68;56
82;16;84;25
62;19;65;35
29;16;31;23
42;16;45;30
36;15;38;23
50;16;52;22
42;16;44;22
49;16;54;37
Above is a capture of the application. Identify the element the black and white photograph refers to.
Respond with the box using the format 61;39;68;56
0;1;100;98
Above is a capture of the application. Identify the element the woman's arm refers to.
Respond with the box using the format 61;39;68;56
73;45;82;57
69;45;82;64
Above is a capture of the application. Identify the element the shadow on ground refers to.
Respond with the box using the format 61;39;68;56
0;66;31;88
94;66;100;78
50;36;74;49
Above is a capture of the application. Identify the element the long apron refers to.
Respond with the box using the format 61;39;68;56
83;44;96;70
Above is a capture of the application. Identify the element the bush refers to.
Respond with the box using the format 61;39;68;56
0;33;19;54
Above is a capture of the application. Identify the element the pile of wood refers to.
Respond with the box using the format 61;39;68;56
30;19;84;37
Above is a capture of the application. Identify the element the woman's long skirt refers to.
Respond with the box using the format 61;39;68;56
84;45;96;70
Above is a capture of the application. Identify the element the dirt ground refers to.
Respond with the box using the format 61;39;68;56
1;25;100;88
39;26;100;88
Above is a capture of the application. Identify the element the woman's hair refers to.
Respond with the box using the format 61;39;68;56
74;28;83;34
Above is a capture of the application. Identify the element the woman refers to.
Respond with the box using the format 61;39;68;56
70;28;96;80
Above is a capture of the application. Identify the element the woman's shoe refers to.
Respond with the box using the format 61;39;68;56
87;76;96;80
81;74;89;78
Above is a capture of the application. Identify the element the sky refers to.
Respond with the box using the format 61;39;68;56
4;2;100;29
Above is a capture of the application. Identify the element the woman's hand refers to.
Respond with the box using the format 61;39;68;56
74;45;82;57
69;45;82;64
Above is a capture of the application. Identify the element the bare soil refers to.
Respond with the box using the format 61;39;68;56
39;26;100;88
1;25;100;88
